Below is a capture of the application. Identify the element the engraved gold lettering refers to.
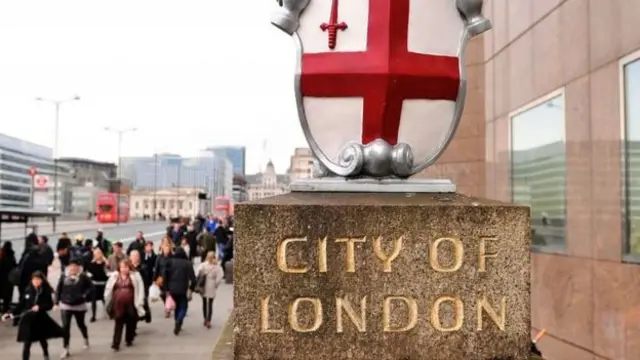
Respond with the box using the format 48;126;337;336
336;296;367;333
335;237;366;273
288;297;323;332
260;296;284;333
478;236;498;273
476;296;506;331
373;236;403;272
276;238;308;273
382;296;418;332
317;236;328;273
429;237;464;273
430;296;464;332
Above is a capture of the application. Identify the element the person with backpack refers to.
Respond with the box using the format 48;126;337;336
54;259;94;358
95;230;113;258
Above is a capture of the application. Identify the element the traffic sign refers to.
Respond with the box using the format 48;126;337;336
28;167;37;177
33;174;50;190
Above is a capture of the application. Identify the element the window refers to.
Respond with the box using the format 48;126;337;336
135;201;140;210
510;89;566;253
622;52;640;260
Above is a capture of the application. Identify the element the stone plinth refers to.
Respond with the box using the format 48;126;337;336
234;193;531;360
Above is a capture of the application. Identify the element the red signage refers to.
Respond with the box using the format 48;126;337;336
28;167;37;177
34;175;49;189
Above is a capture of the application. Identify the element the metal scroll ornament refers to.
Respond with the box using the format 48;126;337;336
272;0;491;185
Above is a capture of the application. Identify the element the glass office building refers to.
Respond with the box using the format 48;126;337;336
208;146;246;176
0;133;70;208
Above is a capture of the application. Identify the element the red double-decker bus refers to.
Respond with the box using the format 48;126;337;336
96;192;130;224
213;196;233;218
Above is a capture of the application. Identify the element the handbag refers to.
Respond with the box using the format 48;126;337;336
105;299;114;319
165;294;176;311
194;273;207;294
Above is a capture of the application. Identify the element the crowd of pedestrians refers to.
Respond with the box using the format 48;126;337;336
0;214;234;360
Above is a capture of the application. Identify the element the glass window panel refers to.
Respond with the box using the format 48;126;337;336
510;92;567;252
623;58;640;258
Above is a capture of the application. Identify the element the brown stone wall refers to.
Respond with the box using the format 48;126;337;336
484;0;640;359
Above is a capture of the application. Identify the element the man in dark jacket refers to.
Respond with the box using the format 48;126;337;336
142;241;157;270
95;230;112;257
213;221;228;260
38;236;54;276
56;233;72;272
126;231;146;256
163;248;195;335
184;226;198;262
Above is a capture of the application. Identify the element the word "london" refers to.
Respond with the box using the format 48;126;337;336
259;236;507;334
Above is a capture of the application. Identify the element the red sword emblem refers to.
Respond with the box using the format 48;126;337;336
320;0;347;50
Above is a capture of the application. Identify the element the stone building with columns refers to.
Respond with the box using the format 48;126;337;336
129;187;209;219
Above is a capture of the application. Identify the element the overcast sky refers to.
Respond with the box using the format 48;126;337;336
0;0;305;173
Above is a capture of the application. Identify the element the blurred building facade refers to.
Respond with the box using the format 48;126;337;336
129;187;207;219
287;147;314;182
207;146;246;176
0;133;72;210
420;2;640;359
246;160;289;201
121;153;233;199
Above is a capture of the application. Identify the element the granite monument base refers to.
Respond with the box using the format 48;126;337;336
234;192;531;360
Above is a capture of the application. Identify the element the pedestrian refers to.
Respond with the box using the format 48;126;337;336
56;234;72;273
37;236;54;276
0;241;17;312
196;229;216;263
141;241;156;270
153;243;173;317
195;251;223;329
106;242;126;272
95;230;113;258
129;250;151;329
54;259;93;358
2;271;64;360
185;225;198;262
163;247;196;335
18;234;47;303
126;231;145;256
104;259;145;351
85;249;108;322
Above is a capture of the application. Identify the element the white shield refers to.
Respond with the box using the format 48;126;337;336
273;0;488;178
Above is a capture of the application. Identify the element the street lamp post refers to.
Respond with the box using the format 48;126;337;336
35;96;80;224
153;153;158;221
104;127;137;225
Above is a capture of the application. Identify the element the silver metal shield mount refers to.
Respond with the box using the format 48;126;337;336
289;177;456;193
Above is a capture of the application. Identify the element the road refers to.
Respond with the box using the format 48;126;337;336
4;222;169;256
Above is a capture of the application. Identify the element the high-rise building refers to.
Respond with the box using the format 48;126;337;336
121;152;233;198
207;146;246;176
0;133;71;209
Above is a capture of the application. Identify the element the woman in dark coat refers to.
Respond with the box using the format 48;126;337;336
2;271;64;360
0;241;17;312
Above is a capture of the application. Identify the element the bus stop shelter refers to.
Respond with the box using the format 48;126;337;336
0;207;61;240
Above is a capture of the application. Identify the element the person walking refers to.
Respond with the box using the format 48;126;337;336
0;241;17;312
85;249;108;322
196;230;216;263
163;248;196;335
106;242;126;272
54;259;93;358
141;241;157;270
37;236;54;277
129;250;152;324
104;259;145;351
56;234;72;273
126;231;145;256
195;251;223;329
2;271;64;360
153;242;173;316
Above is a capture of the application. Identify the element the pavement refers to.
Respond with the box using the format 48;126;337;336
0;255;234;359
4;222;169;256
